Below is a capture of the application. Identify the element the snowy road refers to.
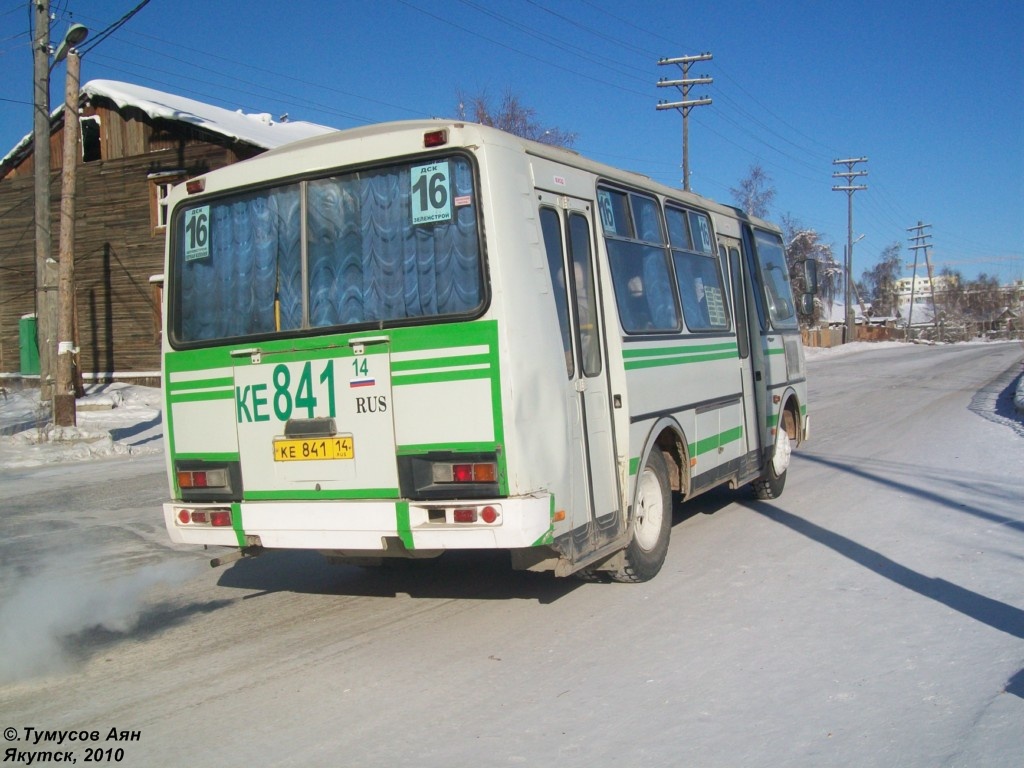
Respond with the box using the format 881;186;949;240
1;343;1022;767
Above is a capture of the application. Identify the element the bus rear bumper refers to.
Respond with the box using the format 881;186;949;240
163;494;553;551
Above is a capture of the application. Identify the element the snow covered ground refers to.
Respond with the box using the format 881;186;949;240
1;341;1022;767
0;382;163;469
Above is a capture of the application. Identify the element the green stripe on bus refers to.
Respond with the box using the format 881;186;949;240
163;320;501;373
231;502;246;548
688;425;744;457
391;353;492;372
173;452;240;463
629;457;640;476
392;368;492;386
719;425;744;446
622;342;737;359
168;389;234;403
625;350;738;370
167;376;233;392
530;495;556;547
396;501;413;549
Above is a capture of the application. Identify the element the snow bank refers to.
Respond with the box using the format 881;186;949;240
0;383;163;469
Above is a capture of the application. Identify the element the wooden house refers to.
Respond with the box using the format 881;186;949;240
0;80;334;383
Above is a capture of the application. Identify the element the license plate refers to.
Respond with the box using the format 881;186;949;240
273;435;354;462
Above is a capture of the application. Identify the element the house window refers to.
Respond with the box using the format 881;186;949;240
80;116;101;162
148;171;185;235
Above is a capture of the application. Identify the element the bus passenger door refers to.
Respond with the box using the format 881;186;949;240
722;238;764;470
539;194;622;560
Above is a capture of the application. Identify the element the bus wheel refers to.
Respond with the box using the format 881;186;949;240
753;427;791;500
611;449;671;583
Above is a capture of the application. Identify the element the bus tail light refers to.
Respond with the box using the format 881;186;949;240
176;507;232;527
433;461;497;484
452;505;500;525
398;452;501;500
480;506;498;524
174;460;242;503
453;508;477;523
177;468;228;489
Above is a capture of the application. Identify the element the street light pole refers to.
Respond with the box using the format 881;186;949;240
55;44;84;426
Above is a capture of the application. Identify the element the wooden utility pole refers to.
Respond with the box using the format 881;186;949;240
33;0;56;400
832;157;868;342
657;53;713;192
55;49;82;426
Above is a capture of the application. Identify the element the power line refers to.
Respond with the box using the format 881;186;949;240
78;0;152;56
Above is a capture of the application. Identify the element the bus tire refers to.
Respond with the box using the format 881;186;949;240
752;427;791;500
611;449;672;583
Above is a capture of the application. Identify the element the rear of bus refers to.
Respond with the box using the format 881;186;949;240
161;122;557;565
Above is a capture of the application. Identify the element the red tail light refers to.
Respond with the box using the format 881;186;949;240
177;469;228;489
433;462;498;484
175;507;231;527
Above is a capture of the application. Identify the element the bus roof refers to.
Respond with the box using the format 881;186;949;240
226;119;780;233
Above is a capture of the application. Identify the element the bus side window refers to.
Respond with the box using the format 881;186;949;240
540;207;574;377
728;247;750;359
674;251;729;331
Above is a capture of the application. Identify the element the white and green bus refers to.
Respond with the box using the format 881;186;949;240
161;120;814;582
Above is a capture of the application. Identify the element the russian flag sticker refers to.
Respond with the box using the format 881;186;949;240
350;377;376;388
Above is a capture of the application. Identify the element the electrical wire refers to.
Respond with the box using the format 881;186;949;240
78;0;152;56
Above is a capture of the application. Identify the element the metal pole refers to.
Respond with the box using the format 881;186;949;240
55;49;81;426
32;0;56;400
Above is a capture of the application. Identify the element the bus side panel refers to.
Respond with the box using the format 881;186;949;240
621;340;743;488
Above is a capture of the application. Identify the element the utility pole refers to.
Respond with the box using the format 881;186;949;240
657;53;713;192
33;0;56;401
832;157;868;343
55;42;85;426
907;222;939;340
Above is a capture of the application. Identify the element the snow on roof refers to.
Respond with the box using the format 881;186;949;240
81;80;337;149
2;80;337;168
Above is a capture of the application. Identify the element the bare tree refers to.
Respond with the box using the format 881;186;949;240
730;163;776;219
781;214;838;326
455;88;577;148
859;243;902;316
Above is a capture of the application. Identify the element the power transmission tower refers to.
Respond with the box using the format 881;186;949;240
832;157;868;342
657;53;712;192
907;222;939;339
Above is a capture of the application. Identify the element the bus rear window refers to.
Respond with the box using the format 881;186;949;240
171;156;483;344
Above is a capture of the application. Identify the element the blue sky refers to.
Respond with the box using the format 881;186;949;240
2;0;1021;284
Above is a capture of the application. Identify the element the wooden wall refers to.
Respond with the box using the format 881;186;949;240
0;102;260;378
